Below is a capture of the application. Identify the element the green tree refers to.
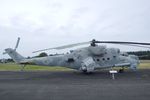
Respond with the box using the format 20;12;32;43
128;51;150;60
37;52;48;57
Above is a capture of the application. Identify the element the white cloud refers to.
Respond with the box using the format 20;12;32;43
0;0;150;58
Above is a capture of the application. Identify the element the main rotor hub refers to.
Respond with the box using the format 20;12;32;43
91;39;96;46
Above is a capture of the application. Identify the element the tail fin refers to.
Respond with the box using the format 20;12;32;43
5;48;25;63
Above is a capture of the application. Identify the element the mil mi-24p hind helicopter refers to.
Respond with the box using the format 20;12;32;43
4;37;150;73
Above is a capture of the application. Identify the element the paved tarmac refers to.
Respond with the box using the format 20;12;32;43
0;69;150;100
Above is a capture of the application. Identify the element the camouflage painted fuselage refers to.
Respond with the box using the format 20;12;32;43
5;45;139;72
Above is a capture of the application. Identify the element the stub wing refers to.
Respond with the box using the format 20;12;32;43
114;63;131;67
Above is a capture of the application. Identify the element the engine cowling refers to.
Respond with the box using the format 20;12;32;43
88;46;106;56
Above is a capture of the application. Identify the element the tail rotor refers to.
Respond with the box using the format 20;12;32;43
3;37;20;55
14;37;20;51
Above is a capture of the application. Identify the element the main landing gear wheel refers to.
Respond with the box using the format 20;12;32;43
119;67;125;73
82;70;93;74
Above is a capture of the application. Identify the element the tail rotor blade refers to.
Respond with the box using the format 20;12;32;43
14;37;20;50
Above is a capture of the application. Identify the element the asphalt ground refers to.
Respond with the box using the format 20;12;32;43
0;69;150;100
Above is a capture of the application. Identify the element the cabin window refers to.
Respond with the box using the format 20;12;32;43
102;58;105;61
97;59;100;61
107;58;110;60
93;58;95;61
113;56;116;58
67;58;74;62
118;49;120;53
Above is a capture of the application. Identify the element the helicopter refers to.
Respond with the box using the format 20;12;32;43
4;38;150;73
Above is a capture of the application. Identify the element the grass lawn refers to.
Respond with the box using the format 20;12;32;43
137;60;150;69
0;63;72;71
0;60;150;71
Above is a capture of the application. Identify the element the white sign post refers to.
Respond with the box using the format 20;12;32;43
109;70;118;79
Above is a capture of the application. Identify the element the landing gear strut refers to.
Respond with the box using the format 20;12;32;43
20;64;26;71
119;67;125;73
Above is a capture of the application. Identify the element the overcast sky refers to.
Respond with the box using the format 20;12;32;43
0;0;150;58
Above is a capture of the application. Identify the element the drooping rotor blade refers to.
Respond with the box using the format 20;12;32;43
33;41;91;53
113;44;150;49
14;37;20;50
32;39;150;53
94;41;150;45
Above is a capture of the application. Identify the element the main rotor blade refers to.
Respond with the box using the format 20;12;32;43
33;41;91;53
115;44;150;49
14;37;20;50
33;40;150;53
95;41;150;45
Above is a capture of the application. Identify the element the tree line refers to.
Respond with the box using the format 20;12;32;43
128;51;150;60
